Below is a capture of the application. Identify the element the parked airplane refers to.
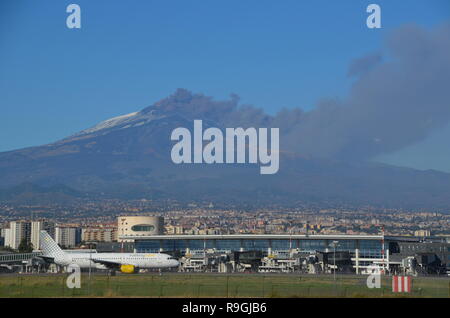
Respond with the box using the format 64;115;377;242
39;230;179;273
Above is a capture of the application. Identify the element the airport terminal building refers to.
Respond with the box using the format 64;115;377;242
2;215;448;276
120;234;450;275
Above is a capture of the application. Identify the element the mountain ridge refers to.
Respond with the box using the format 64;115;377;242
1;89;450;209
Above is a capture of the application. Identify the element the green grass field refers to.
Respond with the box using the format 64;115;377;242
0;273;449;298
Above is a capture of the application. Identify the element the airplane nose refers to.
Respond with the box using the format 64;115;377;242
172;260;179;267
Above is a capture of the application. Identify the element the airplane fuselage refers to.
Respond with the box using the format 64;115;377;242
55;252;179;270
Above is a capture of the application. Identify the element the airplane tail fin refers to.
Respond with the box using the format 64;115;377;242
39;230;65;258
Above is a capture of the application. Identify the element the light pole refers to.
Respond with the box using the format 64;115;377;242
88;242;92;294
330;241;339;281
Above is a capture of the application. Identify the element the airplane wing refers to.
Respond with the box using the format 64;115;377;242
90;259;123;269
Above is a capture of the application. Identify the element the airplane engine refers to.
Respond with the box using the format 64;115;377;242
120;264;136;273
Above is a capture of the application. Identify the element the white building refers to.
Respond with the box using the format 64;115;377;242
55;226;77;248
3;228;11;248
31;221;55;250
5;221;31;250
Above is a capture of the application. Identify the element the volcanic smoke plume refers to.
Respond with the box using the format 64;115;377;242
164;23;450;162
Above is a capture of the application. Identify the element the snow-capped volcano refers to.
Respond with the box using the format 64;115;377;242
1;89;450;209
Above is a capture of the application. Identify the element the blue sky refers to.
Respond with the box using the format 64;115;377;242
1;0;450;170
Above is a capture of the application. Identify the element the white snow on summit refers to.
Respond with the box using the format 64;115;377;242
77;112;139;135
60;108;166;143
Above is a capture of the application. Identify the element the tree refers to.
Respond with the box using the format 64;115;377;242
18;238;33;253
